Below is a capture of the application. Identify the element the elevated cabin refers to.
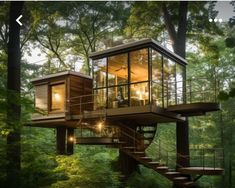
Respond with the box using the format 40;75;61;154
29;39;223;184
30;38;219;127
31;71;92;127
88;38;219;123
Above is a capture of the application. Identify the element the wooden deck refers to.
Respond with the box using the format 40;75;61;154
167;102;220;116
76;137;122;145
29;102;221;128
178;167;224;175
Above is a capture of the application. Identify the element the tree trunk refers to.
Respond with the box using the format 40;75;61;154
162;2;190;185
6;2;24;187
56;127;66;155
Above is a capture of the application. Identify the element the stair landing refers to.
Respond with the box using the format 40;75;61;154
167;102;220;116
178;167;224;175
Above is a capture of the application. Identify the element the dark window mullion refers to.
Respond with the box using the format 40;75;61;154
128;52;130;106
148;48;151;105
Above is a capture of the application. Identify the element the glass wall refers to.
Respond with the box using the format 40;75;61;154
151;49;163;107
93;58;107;88
107;53;128;108
108;54;128;86
93;58;107;109
50;84;65;111
94;88;106;110
130;48;149;106
163;57;176;106
176;64;185;104
92;47;185;110
108;85;128;108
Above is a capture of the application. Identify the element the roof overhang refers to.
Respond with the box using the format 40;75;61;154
89;38;187;65
31;70;92;84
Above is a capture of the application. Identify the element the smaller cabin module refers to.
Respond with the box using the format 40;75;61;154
31;71;92;127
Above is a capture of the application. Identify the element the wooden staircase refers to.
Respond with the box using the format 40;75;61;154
75;124;223;187
120;145;194;188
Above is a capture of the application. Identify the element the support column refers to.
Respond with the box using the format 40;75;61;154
67;128;74;155
176;119;190;168
56;126;66;155
118;124;139;180
118;150;139;180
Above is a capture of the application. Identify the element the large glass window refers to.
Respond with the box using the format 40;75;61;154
93;58;107;88
108;53;128;86
94;89;106;110
51;84;65;111
130;49;148;83
163;57;176;106
176;64;185;104
108;85;128;108
151;49;163;107
130;82;149;106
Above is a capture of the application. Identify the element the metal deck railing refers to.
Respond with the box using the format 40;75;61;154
68;77;220;113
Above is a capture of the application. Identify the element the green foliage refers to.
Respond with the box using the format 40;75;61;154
126;166;171;188
225;37;235;48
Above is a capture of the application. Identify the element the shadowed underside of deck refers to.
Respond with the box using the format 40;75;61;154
178;167;224;175
167;102;220;116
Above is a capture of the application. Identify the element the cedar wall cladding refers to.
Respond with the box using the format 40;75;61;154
33;71;93;116
69;75;93;115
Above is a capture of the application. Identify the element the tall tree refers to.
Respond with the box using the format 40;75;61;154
6;2;24;187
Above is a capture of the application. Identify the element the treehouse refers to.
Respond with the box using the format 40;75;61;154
29;39;223;187
31;71;92;127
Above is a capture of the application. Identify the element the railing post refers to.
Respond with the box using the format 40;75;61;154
166;82;169;107
189;79;192;103
215;78;217;102
158;140;161;160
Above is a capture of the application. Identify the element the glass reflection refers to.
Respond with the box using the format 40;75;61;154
130;49;148;83
130;82;149;106
94;88;106;110
51;84;65;111
163;57;176;106
108;85;128;108
93;58;107;88
152;49;163;107
108;54;128;86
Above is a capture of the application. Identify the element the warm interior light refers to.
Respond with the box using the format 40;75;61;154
53;92;61;101
97;122;104;132
68;136;74;142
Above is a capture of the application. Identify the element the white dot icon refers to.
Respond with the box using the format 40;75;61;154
214;18;218;22
219;18;223;23
209;18;213;22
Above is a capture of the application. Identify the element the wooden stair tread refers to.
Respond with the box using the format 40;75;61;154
183;181;194;186
123;146;135;149
165;171;181;175
173;177;188;181
148;161;159;165
139;130;156;133
140;156;152;159
156;166;168;170
178;167;224;175
132;151;145;154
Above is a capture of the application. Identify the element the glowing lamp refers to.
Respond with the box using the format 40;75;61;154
53;92;61;101
68;136;74;142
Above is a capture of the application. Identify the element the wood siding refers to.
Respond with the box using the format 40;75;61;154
69;75;93;115
35;85;48;111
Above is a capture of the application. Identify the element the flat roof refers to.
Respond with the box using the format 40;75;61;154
89;38;187;65
31;70;92;83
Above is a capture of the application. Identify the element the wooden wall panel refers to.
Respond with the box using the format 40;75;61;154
35;85;48;111
69;75;93;115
